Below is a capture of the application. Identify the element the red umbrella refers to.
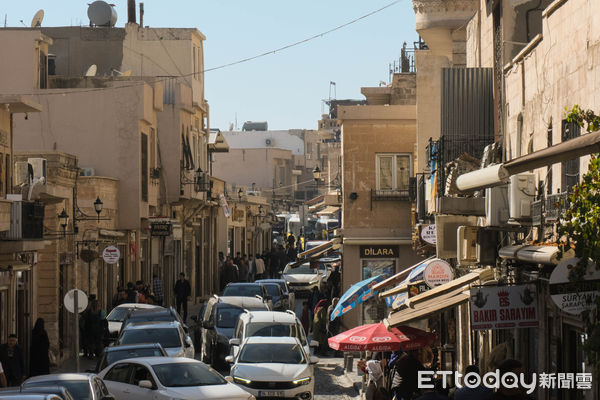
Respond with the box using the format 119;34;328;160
328;323;436;352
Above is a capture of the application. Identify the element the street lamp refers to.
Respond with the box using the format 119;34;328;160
58;209;69;236
313;166;321;191
258;205;264;216
238;188;243;200
93;197;103;222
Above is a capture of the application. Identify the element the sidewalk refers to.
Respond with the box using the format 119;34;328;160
52;355;97;374
317;355;364;399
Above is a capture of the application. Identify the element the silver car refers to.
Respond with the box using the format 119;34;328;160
22;373;114;400
117;321;194;358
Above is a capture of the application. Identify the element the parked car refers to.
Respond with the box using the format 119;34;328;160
98;357;254;400
229;310;317;358
0;386;75;400
282;262;327;293
226;337;318;400
260;282;287;311
117;321;194;358
105;304;162;344
255;279;295;310
189;302;207;349
0;395;63;400
22;373;114;400
222;283;273;310
94;343;168;373
198;295;269;368
120;306;188;334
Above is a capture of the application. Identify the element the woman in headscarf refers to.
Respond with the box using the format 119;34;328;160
312;299;330;355
30;318;50;376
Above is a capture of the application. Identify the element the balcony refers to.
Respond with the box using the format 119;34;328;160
370;189;411;210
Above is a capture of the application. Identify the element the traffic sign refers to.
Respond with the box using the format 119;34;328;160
64;289;88;313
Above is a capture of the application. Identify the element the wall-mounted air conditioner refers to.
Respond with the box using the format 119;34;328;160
435;215;478;258
457;225;479;266
27;158;47;182
485;184;509;226
509;173;536;220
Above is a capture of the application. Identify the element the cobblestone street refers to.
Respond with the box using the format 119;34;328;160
313;359;361;400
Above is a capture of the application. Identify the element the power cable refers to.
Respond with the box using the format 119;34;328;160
8;0;403;97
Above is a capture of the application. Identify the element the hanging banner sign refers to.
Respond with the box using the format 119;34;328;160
470;284;539;330
549;257;600;315
151;222;172;236
102;245;120;264
423;259;454;288
219;193;231;218
420;224;436;245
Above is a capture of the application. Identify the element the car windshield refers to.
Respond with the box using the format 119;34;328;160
104;348;165;368
120;328;181;348
152;363;225;387
284;264;317;274
25;380;90;400
246;323;306;345
125;314;174;327
107;308;131;322
239;343;305;364
264;284;280;297
222;285;262;297
215;307;244;328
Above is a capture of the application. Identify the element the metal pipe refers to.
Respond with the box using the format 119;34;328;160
139;2;144;27
127;0;136;24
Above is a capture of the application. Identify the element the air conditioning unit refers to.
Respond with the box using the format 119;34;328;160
14;161;31;186
80;167;95;177
27;158;47;182
435;215;478;258
509;173;536;220
9;201;44;240
485;184;509;226
457;226;479;266
265;139;272;146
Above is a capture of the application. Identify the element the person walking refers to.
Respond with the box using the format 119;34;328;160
0;334;26;386
300;301;311;335
328;265;341;298
238;255;249;282
248;255;256;282
84;299;104;358
174;272;191;322
220;256;239;291
326;297;341;337
255;254;266;280
29;318;50;376
152;274;164;306
126;282;137;303
312;299;330;355
389;349;425;400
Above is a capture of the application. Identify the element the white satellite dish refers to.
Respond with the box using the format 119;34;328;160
85;64;97;77
121;70;132;77
31;10;44;27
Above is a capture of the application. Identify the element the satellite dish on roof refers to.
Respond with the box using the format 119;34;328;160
85;64;97;77
31;10;44;27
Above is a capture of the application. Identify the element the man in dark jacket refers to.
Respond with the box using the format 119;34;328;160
174;272;191;322
0;334;26;386
220;257;239;291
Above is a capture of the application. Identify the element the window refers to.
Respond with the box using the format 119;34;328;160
561;119;581;192
376;154;411;191
150;128;156;169
105;363;132;383
141;133;148;202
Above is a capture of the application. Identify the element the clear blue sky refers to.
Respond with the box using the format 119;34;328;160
4;0;417;130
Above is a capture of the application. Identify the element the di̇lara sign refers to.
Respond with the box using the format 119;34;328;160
360;245;399;258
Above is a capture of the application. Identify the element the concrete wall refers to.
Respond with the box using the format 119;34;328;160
0;29;51;92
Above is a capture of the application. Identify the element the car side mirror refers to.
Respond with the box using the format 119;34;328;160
310;340;319;348
138;380;153;389
310;356;320;365
202;320;214;329
229;338;241;346
225;355;234;364
224;375;234;383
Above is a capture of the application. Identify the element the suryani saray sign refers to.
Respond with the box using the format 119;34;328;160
469;284;539;330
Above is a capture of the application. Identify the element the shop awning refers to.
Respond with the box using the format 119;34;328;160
498;245;574;265
373;256;435;292
297;238;339;259
317;206;340;215
383;268;494;328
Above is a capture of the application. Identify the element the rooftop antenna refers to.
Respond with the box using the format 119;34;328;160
85;64;97;77
31;10;44;27
19;19;26;27
4;14;7;28
329;81;336;101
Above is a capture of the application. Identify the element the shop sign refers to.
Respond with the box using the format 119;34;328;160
549;257;600;315
219;193;231;218
423;259;453;288
151;222;172;237
470;284;539;330
420;224;436;245
102;245;120;264
360;245;399;258
408;282;429;297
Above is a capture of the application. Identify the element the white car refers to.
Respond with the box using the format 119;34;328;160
227;337;318;400
117;321;194;358
99;357;255;400
282;262;327;293
106;303;162;343
229;310;318;358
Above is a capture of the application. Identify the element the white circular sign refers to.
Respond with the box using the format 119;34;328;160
64;289;88;313
423;259;454;288
102;245;120;264
421;224;436;245
349;336;366;342
372;336;392;342
550;257;600;315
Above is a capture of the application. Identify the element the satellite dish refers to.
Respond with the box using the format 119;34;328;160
121;70;132;77
85;64;97;77
31;10;44;27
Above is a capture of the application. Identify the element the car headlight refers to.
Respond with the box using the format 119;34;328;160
292;377;311;386
234;376;252;386
309;279;319;284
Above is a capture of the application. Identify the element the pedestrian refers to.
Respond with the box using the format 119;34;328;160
326;297;340;337
415;378;450;400
0;334;26;386
112;286;124;308
220;256;239;291
312;298;330;355
126;282;137;303
453;365;492;400
486;359;533;400
248;255;256;282
84;299;103;358
389;349;425;400
234;252;242;268
328;265;341;298
0;361;7;387
255;254;266;280
300;301;311;335
238;255;249;282
29;318;50;376
364;353;384;400
152;274;164;306
174;272;191;322
136;280;149;303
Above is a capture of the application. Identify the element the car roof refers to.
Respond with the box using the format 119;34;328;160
123;321;180;330
256;279;286;283
216;296;268;309
103;343;164;352
244;336;301;345
127;308;172;317
114;303;160;310
24;373;94;383
114;356;202;366
0;395;63;400
225;282;263;287
240;311;297;323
